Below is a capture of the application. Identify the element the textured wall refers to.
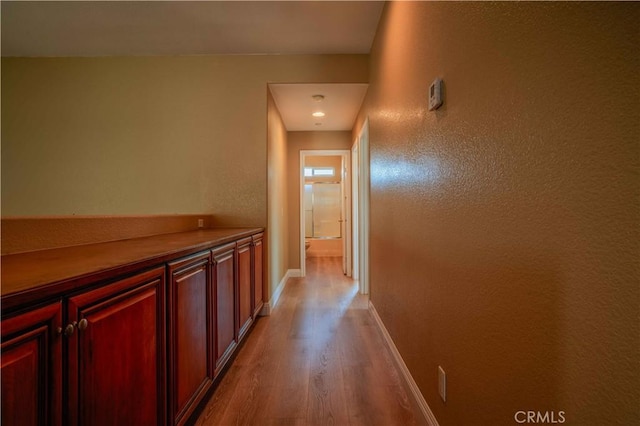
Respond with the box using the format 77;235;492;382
266;90;289;301
356;2;639;425
1;55;368;228
286;131;352;269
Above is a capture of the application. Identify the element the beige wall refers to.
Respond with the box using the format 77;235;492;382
2;54;368;298
266;90;288;302
1;55;367;226
286;131;352;270
356;2;639;425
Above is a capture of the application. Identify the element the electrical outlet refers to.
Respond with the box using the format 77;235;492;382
197;219;204;228
428;78;443;111
438;366;446;402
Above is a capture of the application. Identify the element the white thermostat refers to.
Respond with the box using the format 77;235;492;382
428;78;443;111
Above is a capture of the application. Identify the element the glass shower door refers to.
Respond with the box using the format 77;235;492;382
311;183;341;238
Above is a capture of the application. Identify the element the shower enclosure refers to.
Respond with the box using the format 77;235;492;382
304;182;341;238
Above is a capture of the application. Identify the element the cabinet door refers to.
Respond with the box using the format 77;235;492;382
237;237;253;342
66;267;166;426
1;302;62;426
167;252;213;426
252;233;264;318
212;243;236;375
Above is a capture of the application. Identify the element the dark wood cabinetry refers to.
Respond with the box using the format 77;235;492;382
167;252;213;426
211;243;237;375
67;267;166;426
237;237;253;341
1;268;166;426
252;233;264;317
1;228;263;426
1;302;62;426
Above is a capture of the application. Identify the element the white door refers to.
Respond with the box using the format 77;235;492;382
351;141;360;281
340;156;349;275
356;119;370;295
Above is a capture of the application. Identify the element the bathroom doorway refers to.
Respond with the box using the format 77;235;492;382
299;150;351;277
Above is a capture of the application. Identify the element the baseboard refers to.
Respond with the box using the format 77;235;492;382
368;301;440;426
260;269;301;316
288;269;302;278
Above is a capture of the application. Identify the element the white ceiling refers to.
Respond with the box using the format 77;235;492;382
270;83;368;131
1;1;383;131
1;1;384;57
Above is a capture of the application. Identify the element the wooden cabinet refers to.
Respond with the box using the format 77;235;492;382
66;267;166;426
252;233;264;318
237;237;253;341
1;229;264;426
1;267;166;426
1;302;62;426
212;243;237;375
167;252;213;426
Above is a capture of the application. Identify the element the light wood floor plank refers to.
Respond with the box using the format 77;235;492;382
196;256;426;426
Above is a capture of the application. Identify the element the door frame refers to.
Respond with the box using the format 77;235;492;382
299;149;351;277
355;118;370;295
351;139;359;282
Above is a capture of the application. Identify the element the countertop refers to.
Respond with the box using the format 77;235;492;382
1;227;263;310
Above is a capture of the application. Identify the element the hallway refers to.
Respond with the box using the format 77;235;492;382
195;257;426;425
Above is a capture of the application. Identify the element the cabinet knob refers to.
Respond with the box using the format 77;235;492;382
63;323;75;337
77;318;89;331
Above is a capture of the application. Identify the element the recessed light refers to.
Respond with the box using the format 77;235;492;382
312;111;325;118
312;94;325;102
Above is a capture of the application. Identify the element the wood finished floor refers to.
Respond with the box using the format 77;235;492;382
195;256;426;426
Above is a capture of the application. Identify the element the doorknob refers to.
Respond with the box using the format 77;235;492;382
77;318;89;331
63;323;76;337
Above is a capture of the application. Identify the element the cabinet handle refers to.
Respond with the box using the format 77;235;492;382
63;323;76;337
77;318;89;331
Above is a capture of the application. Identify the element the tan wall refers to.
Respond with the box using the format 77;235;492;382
356;2;639;425
266;90;288;302
286;131;352;270
1;55;367;225
2;54;368;298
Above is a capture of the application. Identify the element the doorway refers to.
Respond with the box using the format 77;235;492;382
353;118;370;295
299;150;351;277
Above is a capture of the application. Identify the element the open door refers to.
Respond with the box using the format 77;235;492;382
299;150;351;277
341;155;352;276
351;140;359;281
354;118;370;295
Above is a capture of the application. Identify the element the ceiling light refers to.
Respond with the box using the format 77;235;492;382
312;111;325;118
312;94;325;102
